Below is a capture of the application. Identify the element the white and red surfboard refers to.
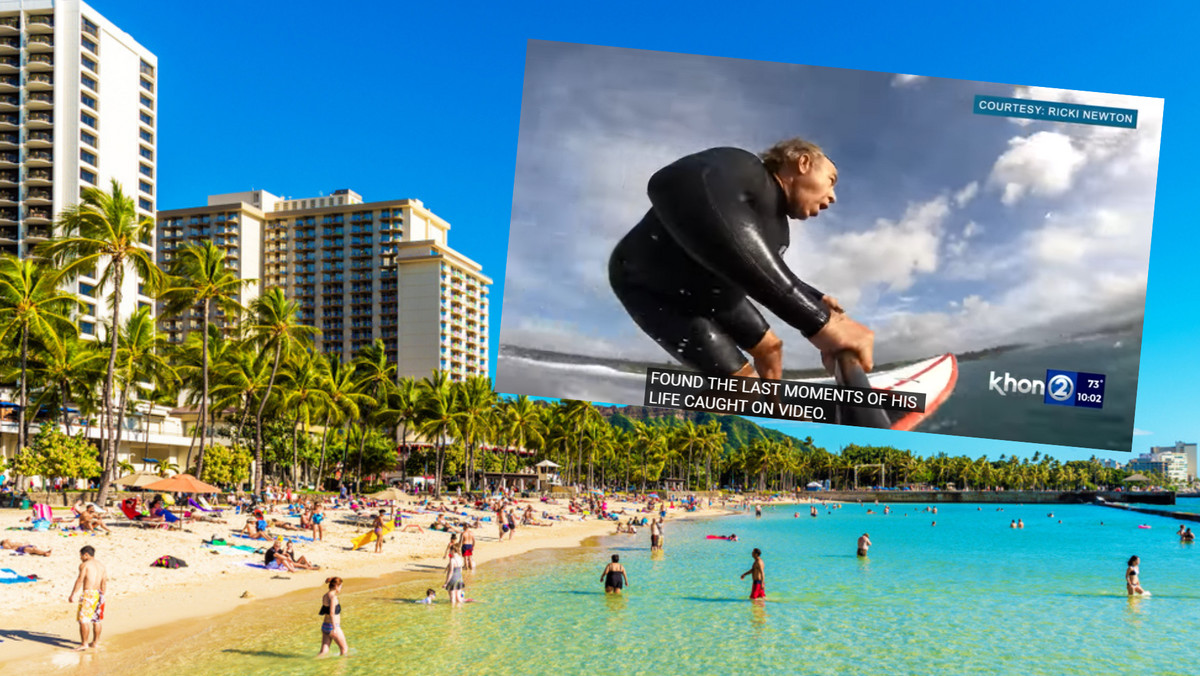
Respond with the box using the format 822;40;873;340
804;353;959;431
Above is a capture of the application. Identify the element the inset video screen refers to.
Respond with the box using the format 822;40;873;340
497;40;1163;452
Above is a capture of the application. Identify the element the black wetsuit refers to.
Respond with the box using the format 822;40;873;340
608;147;831;375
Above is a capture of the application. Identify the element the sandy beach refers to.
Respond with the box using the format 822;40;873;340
0;494;817;668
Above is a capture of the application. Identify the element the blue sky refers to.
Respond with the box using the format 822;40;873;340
95;0;1200;464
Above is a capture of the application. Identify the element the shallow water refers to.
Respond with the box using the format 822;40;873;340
27;503;1200;675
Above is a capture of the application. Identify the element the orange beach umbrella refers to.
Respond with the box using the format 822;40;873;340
143;473;221;494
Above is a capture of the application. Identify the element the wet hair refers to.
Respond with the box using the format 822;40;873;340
752;548;762;558
80;545;95;557
611;554;619;563
325;577;342;589
1127;555;1139;566
760;137;831;174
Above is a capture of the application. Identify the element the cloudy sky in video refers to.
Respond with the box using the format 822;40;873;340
499;40;1163;368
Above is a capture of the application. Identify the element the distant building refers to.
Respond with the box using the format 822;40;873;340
158;189;491;381
1128;449;1189;485
1150;442;1197;483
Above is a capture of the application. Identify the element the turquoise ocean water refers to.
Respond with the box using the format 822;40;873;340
32;503;1200;675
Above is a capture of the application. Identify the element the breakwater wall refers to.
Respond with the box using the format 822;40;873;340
1095;500;1200;522
815;490;1174;505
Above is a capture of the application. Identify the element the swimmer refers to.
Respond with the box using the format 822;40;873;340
1184;528;1196;543
857;533;871;557
608;140;872;388
600;554;629;594
1010;520;1016;529
1018;519;1024;529
1125;555;1150;596
740;548;766;601
417;588;437;605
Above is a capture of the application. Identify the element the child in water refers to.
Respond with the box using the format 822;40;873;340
418;588;437;604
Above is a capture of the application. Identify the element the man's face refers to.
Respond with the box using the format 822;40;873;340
787;153;838;220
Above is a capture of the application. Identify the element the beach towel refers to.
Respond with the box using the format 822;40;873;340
0;567;36;583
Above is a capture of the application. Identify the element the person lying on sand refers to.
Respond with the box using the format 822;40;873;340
270;519;306;532
240;514;273;540
1;538;51;556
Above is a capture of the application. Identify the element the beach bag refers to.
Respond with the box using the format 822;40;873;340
151;555;188;569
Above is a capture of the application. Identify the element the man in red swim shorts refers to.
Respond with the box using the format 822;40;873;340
740;548;765;600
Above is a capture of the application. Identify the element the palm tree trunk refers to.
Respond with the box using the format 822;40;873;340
355;424;367;493
254;343;284;495
61;384;72;436
184;422;199;472
434;433;446;498
196;301;210;479
290;410;302;489
112;381;132;482
94;268;123;507
17;325;28;452
338;423;352;491
316;411;332;491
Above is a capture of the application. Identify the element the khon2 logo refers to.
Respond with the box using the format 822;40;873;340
988;369;1106;409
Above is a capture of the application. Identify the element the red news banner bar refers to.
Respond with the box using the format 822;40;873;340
643;367;925;424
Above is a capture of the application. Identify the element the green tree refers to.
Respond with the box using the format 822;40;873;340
12;424;102;500
199;442;252;487
40;179;164;506
159;241;253;480
0;255;80;453
246;288;317;494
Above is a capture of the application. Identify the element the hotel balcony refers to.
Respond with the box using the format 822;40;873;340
25;91;51;109
25;208;51;224
0;17;16;33
25;149;51;167
0;75;15;92
25;110;51;127
0;37;16;52
0;170;14;185
24;188;52;207
25;72;52;90
0;55;16;72
25;168;50;185
25;130;51;147
0;93;14;110
0;132;14;148
24;225;53;241
25;15;54;33
25;53;52;71
26;35;53;52
0;189;14;206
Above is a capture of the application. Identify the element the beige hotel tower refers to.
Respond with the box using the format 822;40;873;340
157;189;490;381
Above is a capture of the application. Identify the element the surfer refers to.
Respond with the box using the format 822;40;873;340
608;139;874;385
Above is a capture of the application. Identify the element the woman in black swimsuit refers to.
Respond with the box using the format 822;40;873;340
601;554;629;594
317;577;348;657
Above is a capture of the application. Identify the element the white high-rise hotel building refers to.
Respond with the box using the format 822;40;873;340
0;0;156;336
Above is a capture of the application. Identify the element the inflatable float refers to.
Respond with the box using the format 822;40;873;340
351;521;395;550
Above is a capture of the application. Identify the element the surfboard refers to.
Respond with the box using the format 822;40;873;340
804;353;958;432
351;521;395;550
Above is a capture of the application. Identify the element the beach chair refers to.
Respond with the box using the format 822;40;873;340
197;496;224;513
188;497;222;514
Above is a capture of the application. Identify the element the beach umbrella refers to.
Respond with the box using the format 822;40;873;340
1122;473;1151;483
143;473;221;494
114;471;163;488
370;487;407;502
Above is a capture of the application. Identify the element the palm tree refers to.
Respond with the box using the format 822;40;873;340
416;370;457;498
24;333;103;435
351;339;395;492
112;308;177;478
315;356;367;490
245;288;317;494
389;377;421;483
40;179;163;505
160;242;253;480
0;255;80;451
453;375;496;492
279;350;331;488
503;395;544;475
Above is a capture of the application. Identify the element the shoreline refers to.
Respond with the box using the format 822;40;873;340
0;497;796;670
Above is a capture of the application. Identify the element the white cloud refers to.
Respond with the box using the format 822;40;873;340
989;131;1088;205
891;74;925;87
1133;428;1153;436
954;181;979;207
963;221;982;239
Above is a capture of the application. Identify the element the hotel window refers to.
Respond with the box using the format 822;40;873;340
139;180;153;195
140;60;155;78
139;163;153;178
81;112;97;129
140;78;153;93
81;55;98;73
81;93;97;110
139;111;153;127
82;17;99;37
139;198;153;211
81;37;97;54
139;147;153;161
81;130;97;147
80;149;96;166
139;129;153;144
80;283;95;296
81;74;98;91
80;321;94;335
80;168;96;184
140;94;153;110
